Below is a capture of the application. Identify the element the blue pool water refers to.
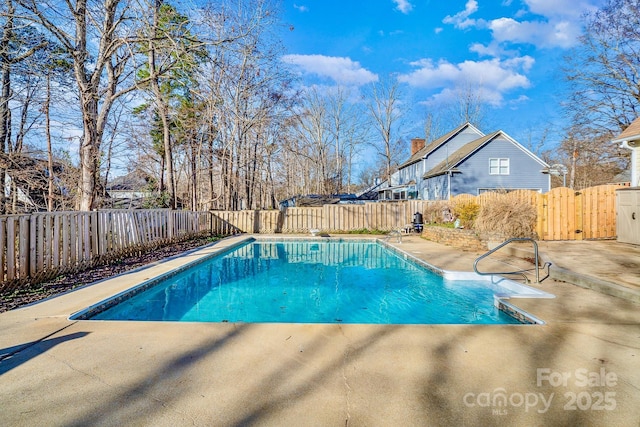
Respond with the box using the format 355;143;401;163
85;239;523;324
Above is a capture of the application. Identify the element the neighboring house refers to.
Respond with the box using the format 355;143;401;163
279;193;367;209
0;153;72;212
612;117;640;187
378;122;550;200
106;183;154;201
104;171;159;209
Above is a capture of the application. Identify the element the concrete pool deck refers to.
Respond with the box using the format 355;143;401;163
0;235;638;426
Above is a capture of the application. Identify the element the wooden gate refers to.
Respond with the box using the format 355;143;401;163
537;185;618;240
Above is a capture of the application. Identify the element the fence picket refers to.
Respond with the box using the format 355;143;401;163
6;218;16;280
49;215;56;268
0;209;212;290
19;216;29;278
0;218;4;282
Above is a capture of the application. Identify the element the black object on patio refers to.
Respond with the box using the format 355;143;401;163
413;212;423;233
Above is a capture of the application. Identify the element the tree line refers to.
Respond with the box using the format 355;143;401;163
0;0;637;214
0;0;395;213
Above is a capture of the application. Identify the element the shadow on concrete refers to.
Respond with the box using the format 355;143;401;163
61;324;401;426
419;289;639;426
0;331;91;375
227;326;401;426
66;323;251;427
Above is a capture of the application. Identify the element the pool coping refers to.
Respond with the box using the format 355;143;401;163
69;234;553;325
69;235;254;321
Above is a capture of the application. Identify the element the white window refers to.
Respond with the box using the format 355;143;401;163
489;158;510;175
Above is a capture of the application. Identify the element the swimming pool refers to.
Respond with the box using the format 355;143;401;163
71;238;553;324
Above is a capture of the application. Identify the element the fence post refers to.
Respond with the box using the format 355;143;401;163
29;213;36;276
537;194;546;240
0;218;4;282
167;210;174;240
19;215;29;279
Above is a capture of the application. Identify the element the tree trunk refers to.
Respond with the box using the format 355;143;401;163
45;74;54;211
0;0;14;214
0;59;9;214
149;0;176;209
78;102;99;211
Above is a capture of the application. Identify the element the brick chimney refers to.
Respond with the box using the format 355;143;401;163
411;138;425;155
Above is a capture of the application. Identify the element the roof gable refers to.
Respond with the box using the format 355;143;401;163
422;130;549;179
612;117;640;143
399;122;484;168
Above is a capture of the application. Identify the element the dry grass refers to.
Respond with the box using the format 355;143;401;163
473;192;537;238
423;201;454;224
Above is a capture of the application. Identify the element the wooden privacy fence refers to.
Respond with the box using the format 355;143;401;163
212;201;431;234
0;209;212;289
211;184;620;241
451;185;618;240
537;185;617;240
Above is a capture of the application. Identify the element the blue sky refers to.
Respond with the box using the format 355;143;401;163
280;0;606;153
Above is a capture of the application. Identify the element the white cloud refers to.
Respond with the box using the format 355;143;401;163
443;0;479;29
469;42;501;57
442;0;597;49
282;54;379;86
434;27;443;34
503;55;535;72
398;57;533;106
293;4;309;12
393;0;413;14
488;17;581;48
425;86;505;107
509;94;530;107
524;0;595;18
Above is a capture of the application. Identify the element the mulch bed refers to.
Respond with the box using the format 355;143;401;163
0;236;218;313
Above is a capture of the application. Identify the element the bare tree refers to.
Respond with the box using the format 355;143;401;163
560;0;640;185
448;82;487;129
199;0;292;210
565;0;640;132
366;78;405;181
15;0;136;210
0;0;46;213
326;87;367;193
545;125;627;189
423;111;446;143
289;87;332;194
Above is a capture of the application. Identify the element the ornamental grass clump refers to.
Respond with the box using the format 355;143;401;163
474;192;537;238
423;201;454;224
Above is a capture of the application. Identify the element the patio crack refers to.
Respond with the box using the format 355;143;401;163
339;325;352;426
46;352;114;388
46;354;200;425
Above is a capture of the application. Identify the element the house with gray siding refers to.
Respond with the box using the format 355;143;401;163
378;122;550;200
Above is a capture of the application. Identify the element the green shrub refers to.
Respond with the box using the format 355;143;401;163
452;200;480;228
425;222;455;228
344;228;387;235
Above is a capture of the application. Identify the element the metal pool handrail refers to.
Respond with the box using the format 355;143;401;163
473;237;551;284
385;229;403;243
